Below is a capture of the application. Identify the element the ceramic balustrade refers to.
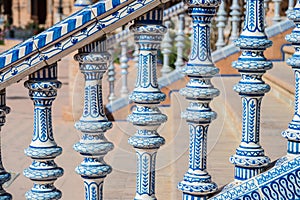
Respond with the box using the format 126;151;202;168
128;7;167;200
0;0;296;199
174;13;186;69
24;63;64;200
282;0;300;158
161;20;173;75
177;0;221;199
230;0;242;42
73;37;114;200
0;89;11;200
273;0;282;23
120;41;130;97
216;0;227;49
107;47;117;103
230;0;272;181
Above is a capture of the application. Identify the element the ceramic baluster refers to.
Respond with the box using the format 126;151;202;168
230;0;241;42
133;44;139;68
128;8;167;200
73;38;114;200
282;0;300;157
216;0;227;49
287;0;295;14
107;47;117;102
264;0;270;27
177;0;221;199
24;63;63;199
0;89;11;200
230;0;272;181
175;13;186;69
120;41;129;97
272;0;282;23
161;20;173;75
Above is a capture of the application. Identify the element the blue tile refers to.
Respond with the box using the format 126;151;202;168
92;3;106;16
80;10;93;24
36;35;47;49
22;41;35;55
11;49;19;63
66;19;76;32
49;27;63;41
0;57;5;69
112;0;121;8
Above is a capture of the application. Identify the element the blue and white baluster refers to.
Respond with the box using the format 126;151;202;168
287;0;295;15
282;1;300;157
120;41;129;97
216;0;227;49
177;1;220;199
73;38;114;200
230;0;241;42
161;20;173;75
24;63;63;199
107;47;117;102
272;0;282;23
230;0;272;182
128;8;167;200
0;90;12;199
175;13;186;69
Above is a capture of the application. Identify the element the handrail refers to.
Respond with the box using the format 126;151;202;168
0;0;167;90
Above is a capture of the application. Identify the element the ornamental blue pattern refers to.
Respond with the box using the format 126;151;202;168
23;63;63;200
128;8;167;200
282;0;300;157
73;38;114;200
210;156;300;199
229;0;272;182
177;1;220;199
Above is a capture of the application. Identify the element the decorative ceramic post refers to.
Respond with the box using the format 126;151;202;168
272;0;282;23
282;1;300;157
177;0;220;199
287;0;295;14
161;20;173;75
120;41;129;97
264;0;270;27
128;8;167;200
175;13;185;69
0;90;11;200
73;38;114;200
230;0;241;42
24;63;63;199
216;0;227;49
107;47;117;102
230;0;272;181
133;45;139;68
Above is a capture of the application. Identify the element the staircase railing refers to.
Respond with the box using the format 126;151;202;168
0;0;298;200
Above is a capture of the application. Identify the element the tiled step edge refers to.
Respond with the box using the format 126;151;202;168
209;155;300;199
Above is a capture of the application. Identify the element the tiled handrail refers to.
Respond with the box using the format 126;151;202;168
0;0;168;90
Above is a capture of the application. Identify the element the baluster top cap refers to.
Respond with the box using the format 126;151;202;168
185;0;221;7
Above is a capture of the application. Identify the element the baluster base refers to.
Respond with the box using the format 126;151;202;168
183;193;209;200
25;183;62;200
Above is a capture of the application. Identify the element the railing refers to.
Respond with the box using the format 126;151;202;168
0;0;298;200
